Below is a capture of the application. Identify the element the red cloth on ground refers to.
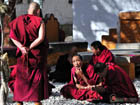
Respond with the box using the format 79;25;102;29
91;48;114;65
101;63;139;102
8;14;49;102
61;64;103;101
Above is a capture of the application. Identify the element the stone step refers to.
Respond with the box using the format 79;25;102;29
111;49;140;56
116;43;140;49
48;41;88;54
78;49;140;63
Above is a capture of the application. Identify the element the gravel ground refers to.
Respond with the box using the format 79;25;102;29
6;78;140;105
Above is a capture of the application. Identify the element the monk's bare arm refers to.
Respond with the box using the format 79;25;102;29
76;84;93;90
75;68;90;86
29;22;45;50
11;38;28;55
73;75;88;89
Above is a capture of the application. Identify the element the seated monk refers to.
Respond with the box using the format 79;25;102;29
93;62;139;103
89;41;115;86
60;54;103;102
89;41;114;65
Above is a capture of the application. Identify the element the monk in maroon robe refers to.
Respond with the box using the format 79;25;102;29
93;62;139;103
89;41;114;86
89;41;114;65
8;2;50;105
60;54;103;102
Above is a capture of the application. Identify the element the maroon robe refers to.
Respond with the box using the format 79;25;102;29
8;14;49;101
98;63;138;102
89;47;114;85
90;47;114;65
60;64;103;101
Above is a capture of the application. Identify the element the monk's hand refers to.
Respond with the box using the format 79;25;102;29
86;84;93;89
75;67;82;75
20;46;28;55
96;82;103;87
26;47;30;52
92;85;96;88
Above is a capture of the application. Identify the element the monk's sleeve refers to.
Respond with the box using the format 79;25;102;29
105;51;114;63
9;20;20;42
86;65;94;79
69;67;76;84
93;81;112;95
9;29;19;41
94;70;117;95
86;65;99;84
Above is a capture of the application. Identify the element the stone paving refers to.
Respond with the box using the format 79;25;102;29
6;78;140;105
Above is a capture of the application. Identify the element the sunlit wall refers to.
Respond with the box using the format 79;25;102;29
73;0;140;49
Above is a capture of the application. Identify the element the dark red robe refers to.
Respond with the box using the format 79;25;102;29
60;64;103;101
97;63;139;102
49;53;73;82
90;47;114;65
89;47;114;85
8;14;49;101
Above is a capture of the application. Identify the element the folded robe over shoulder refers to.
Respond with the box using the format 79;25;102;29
90;47;114;65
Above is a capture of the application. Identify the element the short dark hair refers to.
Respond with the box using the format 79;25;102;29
94;62;106;73
91;41;105;51
72;54;83;61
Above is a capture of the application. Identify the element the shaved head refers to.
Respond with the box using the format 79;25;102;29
28;2;40;16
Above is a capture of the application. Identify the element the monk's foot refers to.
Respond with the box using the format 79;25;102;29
34;102;42;105
17;102;23;105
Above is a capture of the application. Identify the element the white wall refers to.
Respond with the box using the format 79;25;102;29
73;0;140;49
42;0;72;24
16;0;73;24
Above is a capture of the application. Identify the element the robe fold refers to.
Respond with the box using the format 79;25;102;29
60;64;103;101
97;63;139;102
8;14;50;101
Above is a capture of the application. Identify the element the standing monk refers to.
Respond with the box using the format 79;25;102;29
89;41;115;85
8;2;49;105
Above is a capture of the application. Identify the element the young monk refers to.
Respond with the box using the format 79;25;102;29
60;54;103;102
89;41;114;65
93;62;139;103
8;2;51;105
